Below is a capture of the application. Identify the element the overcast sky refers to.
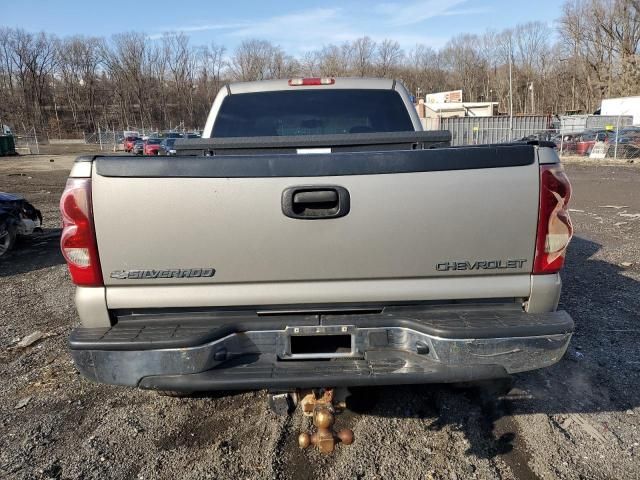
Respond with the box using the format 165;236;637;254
4;0;561;53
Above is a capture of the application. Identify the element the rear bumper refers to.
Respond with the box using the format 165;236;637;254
69;305;573;391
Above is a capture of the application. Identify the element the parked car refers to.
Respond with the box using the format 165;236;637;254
132;139;144;155
521;131;556;142
162;132;184;139
606;131;635;145
160;138;178;155
606;132;640;158
576;130;615;155
619;126;640;134
553;133;579;153
143;138;162;155
140;133;159;141
558;130;614;156
611;127;640;144
619;132;640;144
61;77;574;398
123;136;141;152
0;192;42;258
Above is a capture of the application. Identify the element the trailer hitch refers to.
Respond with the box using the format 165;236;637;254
297;388;354;454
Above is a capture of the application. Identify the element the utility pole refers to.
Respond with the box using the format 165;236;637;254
508;37;513;140
52;79;61;140
614;113;622;160
529;82;534;114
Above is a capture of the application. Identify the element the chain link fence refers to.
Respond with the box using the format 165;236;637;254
422;114;639;161
78;116;639;161
83;128;125;151
83;126;168;151
555;115;639;161
422;115;550;145
12;127;42;154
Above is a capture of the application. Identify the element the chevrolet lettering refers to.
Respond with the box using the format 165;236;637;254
436;259;527;272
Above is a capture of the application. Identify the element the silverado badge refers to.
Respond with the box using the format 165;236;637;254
110;268;215;280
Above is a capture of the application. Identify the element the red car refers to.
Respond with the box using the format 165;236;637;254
573;130;613;156
143;138;162;155
123;136;141;152
554;133;579;154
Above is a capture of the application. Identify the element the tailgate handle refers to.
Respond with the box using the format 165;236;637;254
282;186;350;220
293;190;338;204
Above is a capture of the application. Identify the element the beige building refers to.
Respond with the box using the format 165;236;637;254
415;98;499;130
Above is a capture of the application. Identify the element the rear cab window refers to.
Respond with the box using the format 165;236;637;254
211;89;414;137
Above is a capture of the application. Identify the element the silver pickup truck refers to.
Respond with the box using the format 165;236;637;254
61;77;574;393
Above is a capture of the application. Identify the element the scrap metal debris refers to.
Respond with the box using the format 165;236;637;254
16;331;45;348
11;330;56;349
571;414;608;443
14;397;31;409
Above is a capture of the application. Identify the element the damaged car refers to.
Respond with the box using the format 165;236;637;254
0;192;42;257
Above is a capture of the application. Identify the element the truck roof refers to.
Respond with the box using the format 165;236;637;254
228;77;396;95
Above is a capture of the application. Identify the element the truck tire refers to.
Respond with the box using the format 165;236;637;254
0;225;17;258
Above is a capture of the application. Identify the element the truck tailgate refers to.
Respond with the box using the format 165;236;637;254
90;145;540;307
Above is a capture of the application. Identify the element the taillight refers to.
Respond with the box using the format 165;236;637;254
288;77;335;86
59;178;103;286
533;164;573;274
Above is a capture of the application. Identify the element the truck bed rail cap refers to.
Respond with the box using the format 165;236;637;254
94;144;535;178
174;131;451;150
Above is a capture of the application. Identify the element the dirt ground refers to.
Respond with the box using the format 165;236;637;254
1;153;639;480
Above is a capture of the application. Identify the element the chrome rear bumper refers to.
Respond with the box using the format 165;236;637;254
70;305;573;390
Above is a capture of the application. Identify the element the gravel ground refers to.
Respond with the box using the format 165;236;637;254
1;155;639;480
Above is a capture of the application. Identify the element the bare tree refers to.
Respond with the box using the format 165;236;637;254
352;37;376;77
230;39;274;81
6;29;58;130
316;44;351;76
376;39;403;77
162;33;198;126
199;42;226;101
441;34;487;101
267;49;300;79
513;22;552;112
0;1;638;137
102;32;150;128
299;50;320;77
57;36;104;132
594;0;640;95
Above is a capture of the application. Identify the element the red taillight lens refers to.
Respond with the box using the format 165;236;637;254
533;164;573;274
59;178;103;286
288;77;335;86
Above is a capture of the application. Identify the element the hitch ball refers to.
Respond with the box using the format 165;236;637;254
298;406;354;454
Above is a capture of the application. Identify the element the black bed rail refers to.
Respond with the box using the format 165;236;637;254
173;131;452;156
